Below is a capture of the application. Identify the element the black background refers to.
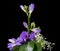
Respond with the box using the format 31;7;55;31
0;0;58;51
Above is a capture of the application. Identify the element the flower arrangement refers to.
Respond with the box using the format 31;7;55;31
7;3;55;51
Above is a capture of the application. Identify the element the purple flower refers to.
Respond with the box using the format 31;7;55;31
7;31;35;51
20;3;35;14
16;37;22;45
31;28;41;33
23;22;28;28
7;43;15;51
20;31;35;41
29;3;35;14
20;5;26;12
7;38;21;51
29;32;35;41
19;31;28;42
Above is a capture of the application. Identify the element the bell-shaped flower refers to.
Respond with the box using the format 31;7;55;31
29;3;35;14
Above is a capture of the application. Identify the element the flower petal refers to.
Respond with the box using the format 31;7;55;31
20;5;26;12
8;38;16;43
16;37;22;45
20;31;28;42
7;43;16;51
23;22;28;28
29;32;35;41
7;37;21;51
31;28;41;33
29;3;35;14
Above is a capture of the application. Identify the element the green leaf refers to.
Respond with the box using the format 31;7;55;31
19;44;27;51
33;41;42;51
12;46;20;51
26;41;34;51
19;41;34;51
12;41;34;51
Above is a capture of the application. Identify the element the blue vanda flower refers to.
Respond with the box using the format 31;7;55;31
20;3;35;14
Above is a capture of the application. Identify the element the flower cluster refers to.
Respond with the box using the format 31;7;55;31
20;3;34;15
7;3;55;51
7;31;35;51
7;21;41;51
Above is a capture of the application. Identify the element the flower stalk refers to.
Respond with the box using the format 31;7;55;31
49;46;52;51
28;14;31;34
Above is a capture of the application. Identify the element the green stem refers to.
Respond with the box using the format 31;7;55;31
28;14;31;34
50;47;52;51
39;45;42;51
37;43;42;51
40;47;42;51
